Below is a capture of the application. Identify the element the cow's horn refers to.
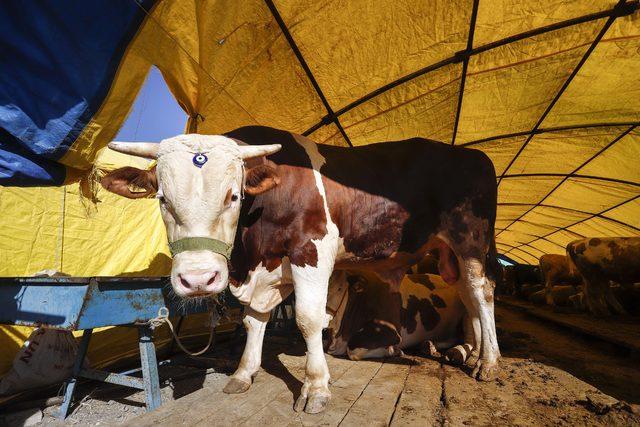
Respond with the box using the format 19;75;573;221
108;142;159;159
238;144;282;160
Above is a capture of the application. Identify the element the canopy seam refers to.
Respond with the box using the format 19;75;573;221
499;202;640;229
500;173;640;188
495;124;637;240
302;1;639;136
451;0;480;145
509;194;640;255
502;243;547;261
461;122;640;147
263;0;353;147
496;1;627;186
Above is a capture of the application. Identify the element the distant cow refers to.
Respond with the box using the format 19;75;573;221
500;265;517;296
567;237;640;316
539;254;582;306
500;264;541;297
324;272;467;360
102;126;500;414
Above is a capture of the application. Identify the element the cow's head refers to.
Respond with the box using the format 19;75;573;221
102;134;281;298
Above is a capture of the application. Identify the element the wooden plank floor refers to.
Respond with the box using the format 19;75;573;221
128;335;640;427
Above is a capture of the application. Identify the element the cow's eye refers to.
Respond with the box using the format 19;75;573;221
224;189;239;207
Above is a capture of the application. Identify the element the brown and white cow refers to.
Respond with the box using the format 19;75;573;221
567;237;640;316
101;126;500;414
324;272;468;361
539;254;582;306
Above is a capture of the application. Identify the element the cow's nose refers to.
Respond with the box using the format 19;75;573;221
178;270;219;294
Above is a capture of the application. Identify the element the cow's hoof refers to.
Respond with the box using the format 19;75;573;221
589;305;611;317
445;344;472;365
223;377;251;394
389;346;404;358
422;340;441;358
471;360;499;382
605;293;628;316
586;298;611;317
294;395;306;412
294;389;330;414
305;393;330;414
464;351;480;368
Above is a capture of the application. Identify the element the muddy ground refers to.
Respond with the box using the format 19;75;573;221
0;304;638;426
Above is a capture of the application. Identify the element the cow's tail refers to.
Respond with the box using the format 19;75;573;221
486;233;502;289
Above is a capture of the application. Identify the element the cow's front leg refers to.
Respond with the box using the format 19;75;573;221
291;264;332;414
583;278;611;316
223;306;270;394
463;311;481;367
605;286;628;315
457;258;501;381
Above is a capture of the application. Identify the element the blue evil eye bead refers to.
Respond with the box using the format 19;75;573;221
193;153;208;168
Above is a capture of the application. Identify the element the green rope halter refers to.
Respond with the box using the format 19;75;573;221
169;237;233;260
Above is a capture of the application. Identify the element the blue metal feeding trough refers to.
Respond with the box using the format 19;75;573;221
0;276;216;419
0;276;200;329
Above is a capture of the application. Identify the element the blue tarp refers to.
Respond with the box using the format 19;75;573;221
0;1;155;185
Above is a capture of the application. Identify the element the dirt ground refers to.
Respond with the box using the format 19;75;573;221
494;302;640;405
1;305;638;426
439;304;640;426
0;360;233;426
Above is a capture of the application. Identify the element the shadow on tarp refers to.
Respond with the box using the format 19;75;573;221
117;253;171;278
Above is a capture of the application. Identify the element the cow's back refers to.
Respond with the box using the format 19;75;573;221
317;138;497;260
567;237;640;284
540;254;581;286
227;126;498;271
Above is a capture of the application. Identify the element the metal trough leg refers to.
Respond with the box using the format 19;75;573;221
59;328;93;420
138;324;162;411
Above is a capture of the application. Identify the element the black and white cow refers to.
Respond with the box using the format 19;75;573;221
324;271;469;361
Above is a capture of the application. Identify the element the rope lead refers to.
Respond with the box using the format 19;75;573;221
148;306;218;357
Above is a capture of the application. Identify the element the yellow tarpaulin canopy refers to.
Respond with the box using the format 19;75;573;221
0;150;211;376
3;1;639;268
70;0;638;265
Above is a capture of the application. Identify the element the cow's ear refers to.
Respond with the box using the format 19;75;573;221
101;166;158;199
245;165;280;195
